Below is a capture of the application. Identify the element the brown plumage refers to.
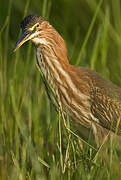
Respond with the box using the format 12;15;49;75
14;14;121;147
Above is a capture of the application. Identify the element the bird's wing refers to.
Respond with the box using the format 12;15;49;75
90;86;121;135
74;66;121;135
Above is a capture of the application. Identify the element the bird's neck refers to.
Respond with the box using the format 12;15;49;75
35;31;71;105
35;29;70;84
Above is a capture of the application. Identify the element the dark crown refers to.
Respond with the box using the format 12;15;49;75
20;14;45;31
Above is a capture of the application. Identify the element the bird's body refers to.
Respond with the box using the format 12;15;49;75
14;14;121;147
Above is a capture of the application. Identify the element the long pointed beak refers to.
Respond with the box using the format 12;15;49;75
13;30;32;52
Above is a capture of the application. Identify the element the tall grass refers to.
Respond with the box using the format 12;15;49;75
0;0;121;179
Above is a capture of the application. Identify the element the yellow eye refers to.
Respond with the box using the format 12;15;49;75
36;24;39;28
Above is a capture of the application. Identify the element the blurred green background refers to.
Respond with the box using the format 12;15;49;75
0;0;121;179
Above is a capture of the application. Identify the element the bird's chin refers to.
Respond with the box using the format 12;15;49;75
32;37;48;46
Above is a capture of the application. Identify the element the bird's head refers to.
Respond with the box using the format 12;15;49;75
14;14;68;63
13;14;50;51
